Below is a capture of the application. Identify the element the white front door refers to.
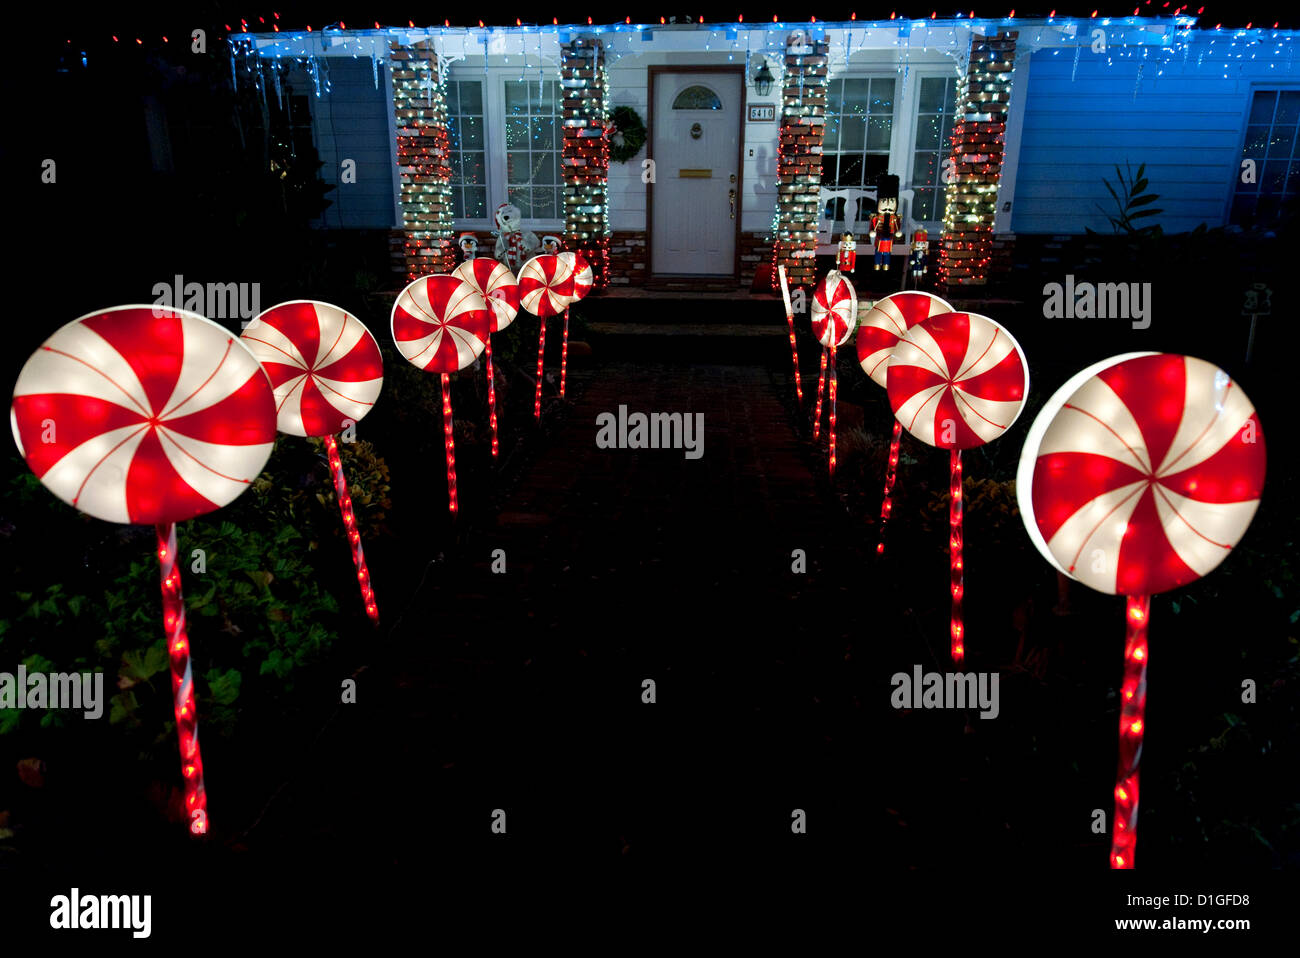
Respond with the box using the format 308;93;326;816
650;71;742;276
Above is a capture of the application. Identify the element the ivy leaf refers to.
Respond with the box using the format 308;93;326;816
205;668;242;706
118;644;169;690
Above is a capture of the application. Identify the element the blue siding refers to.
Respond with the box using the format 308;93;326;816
305;57;397;229
1012;40;1300;235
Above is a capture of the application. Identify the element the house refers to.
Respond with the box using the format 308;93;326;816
232;17;1300;290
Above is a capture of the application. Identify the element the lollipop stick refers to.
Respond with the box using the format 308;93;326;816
534;316;547;420
828;342;838;477
777;265;803;401
876;419;903;554
156;522;208;836
1111;595;1149;869
950;448;964;666
486;337;498;459
813;348;827;440
560;308;570;399
324;435;379;624
441;373;458;515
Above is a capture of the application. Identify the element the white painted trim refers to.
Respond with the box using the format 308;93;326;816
382;52;402;228
996;50;1031;234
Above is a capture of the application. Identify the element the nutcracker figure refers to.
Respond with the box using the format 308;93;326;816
910;227;929;280
540;234;563;255
837;231;857;273
458;232;478;261
869;174;903;271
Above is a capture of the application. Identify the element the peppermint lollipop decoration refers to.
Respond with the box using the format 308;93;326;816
809;271;857;477
451;258;519;458
241;301;384;622
391;275;492;514
1017;353;1266;868
11;305;278;835
887;311;1028;665
518;253;575;420
857;291;954;553
558;251;593;400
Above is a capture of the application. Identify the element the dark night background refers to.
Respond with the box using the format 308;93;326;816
2;3;1298;941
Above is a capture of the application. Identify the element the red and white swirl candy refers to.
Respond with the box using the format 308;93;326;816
810;270;858;348
518;254;574;318
391;275;493;372
451;258;520;333
886;311;1029;449
241;300;383;438
11;305;277;524
1018;353;1266;596
561;251;594;303
857;291;953;388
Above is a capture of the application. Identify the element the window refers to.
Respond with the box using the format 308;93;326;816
504;79;562;220
446;80;487;220
911;76;958;223
821;77;895;189
1232;89;1300;228
672;85;722;110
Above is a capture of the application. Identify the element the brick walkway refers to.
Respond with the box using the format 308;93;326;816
252;358;887;865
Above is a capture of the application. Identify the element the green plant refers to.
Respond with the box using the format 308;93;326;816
608;106;647;163
1092;161;1164;237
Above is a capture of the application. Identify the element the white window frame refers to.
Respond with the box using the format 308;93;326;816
445;65;566;235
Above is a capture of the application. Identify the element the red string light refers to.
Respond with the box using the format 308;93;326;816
560;308;570;399
1111;595;1150;869
441;373;458;515
324;435;379;623
877;419;903;553
156;522;207;836
813;348;827;441
828;342;838;477
534;316;547;420
950;449;964;665
486;337;498;457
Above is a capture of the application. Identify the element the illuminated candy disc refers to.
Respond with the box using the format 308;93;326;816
560;251;594;303
10;305;276;524
886;311;1029;449
810;270;858;347
1017;353;1266;595
391;275;493;373
451;258;520;333
517;254;574;318
241;300;383;438
856;290;953;388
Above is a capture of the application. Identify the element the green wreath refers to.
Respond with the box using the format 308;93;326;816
607;106;647;163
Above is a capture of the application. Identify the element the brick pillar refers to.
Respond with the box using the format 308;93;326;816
561;36;610;287
938;30;1017;288
390;39;455;281
771;33;828;291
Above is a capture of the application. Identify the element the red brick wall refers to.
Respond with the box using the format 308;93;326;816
607;231;648;286
771;35;829;289
740;232;773;288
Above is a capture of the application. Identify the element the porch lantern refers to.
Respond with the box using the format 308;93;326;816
752;58;774;96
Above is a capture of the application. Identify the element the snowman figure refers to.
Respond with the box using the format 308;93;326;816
493;202;539;274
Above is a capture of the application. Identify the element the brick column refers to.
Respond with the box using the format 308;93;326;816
770;33;828;291
561;36;610;287
390;39;455;281
938;30;1017;288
